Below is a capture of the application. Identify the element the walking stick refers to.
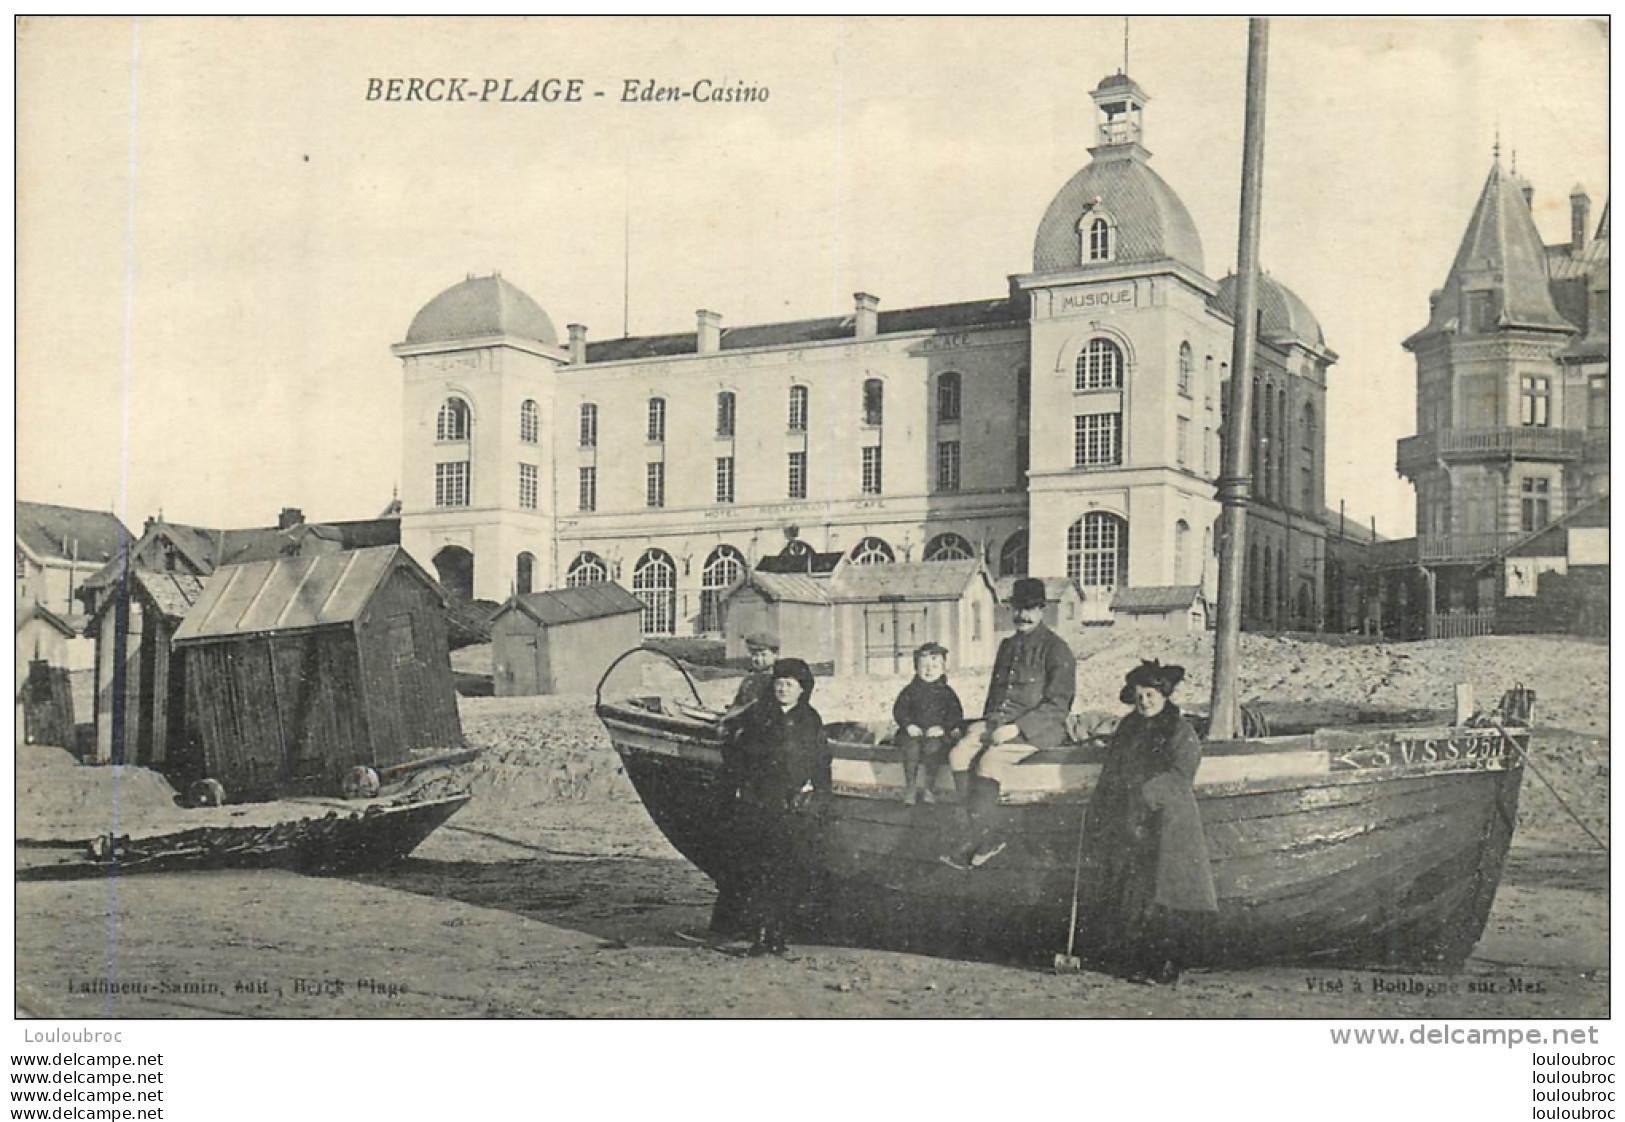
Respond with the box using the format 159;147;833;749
1054;797;1090;973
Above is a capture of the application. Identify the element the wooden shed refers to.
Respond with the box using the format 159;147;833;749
490;582;643;696
826;560;998;676
1111;584;1209;633
721;569;836;665
171;546;462;802
86;570;205;767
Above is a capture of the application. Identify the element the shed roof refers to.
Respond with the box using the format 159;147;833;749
136;571;208;620
733;570;832;605
1111;584;1202;613
16;502;131;566
829;560;989;602
16;602;77;638
174;546;428;643
496;582;644;626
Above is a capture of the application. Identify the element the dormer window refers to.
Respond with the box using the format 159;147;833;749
1079;209;1115;264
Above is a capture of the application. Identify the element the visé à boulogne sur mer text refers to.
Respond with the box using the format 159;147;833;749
365;77;769;104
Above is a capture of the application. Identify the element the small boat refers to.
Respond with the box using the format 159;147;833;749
16;780;471;881
596;648;1529;966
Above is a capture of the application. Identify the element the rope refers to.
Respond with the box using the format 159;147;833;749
1493;723;1609;853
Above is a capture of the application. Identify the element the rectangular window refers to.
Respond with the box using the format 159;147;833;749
434;462;470;507
579;403;598;448
1520;376;1550;427
389;614;417;668
647;398;667;442
1589;375;1609;429
787;451;807;499
936;440;961;492
861;446;883;495
1073;413;1122;468
788;386;808;432
1177;417;1191;467
646;462;665;508
715;456;735;504
1520;477;1550;532
716;392;736;438
578;467;597;512
863;380;884;427
518;463;538;510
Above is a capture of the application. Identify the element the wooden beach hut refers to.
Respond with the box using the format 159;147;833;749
85;570;206;766
490;582;643;696
826;560;997;676
171;546;462;802
721;570;835;664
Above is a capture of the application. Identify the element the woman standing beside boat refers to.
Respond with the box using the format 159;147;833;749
1079;660;1217;984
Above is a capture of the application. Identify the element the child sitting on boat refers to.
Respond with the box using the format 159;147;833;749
891;642;964;806
718;631;780;732
731;657;831;957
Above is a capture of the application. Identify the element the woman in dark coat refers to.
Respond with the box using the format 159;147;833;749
1079;659;1217;984
731;658;831;956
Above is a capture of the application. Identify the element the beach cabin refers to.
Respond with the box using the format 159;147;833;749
721;570;836;664
1111;585;1209;632
490;583;643;696
826;560;997;676
85;570;205;767
16;606;77;749
172;546;462;802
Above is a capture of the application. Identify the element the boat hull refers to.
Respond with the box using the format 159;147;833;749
602;701;1524;967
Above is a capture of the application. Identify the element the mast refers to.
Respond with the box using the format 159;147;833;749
1209;18;1270;741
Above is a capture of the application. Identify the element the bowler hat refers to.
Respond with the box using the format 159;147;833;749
771;657;816;697
744;631;780;652
1007;577;1049;611
1120;659;1186;704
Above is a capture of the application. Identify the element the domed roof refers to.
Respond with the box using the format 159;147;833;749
1032;154;1205;275
405;274;559;348
1212;272;1327;350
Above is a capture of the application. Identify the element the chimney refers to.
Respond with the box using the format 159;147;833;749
1521;181;1535;208
278;507;305;530
854;292;879;339
1570;185;1591;252
568;323;588;365
696;309;722;354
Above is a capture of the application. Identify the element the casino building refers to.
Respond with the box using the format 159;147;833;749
394;72;1336;635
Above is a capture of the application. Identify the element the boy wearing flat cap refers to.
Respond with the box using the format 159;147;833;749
944;577;1076;868
891;642;965;806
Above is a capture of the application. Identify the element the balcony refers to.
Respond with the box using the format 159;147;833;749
1416;532;1519;564
1397;427;1584;479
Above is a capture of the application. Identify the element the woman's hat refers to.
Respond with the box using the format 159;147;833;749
1120;659;1186;704
1007;577;1049;611
771;657;815;696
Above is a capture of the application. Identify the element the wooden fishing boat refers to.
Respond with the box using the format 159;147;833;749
596;648;1529;967
16;782;471;881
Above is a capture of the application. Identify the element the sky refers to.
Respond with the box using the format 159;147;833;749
16;16;1609;538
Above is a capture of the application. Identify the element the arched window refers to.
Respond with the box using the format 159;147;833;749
788;385;809;432
632;549;677;635
515;552;535;596
1088;216;1112;261
647;398;667;443
863;379;884;426
699;545;746;633
1066;513;1127;593
937;373;962;423
716;391;736;438
779;539;815;572
566;552;609;587
998;530;1028;578
1178;343;1194;397
923;532;975;562
432;545;474;602
437;397;471;442
850;536;894;565
1174;520;1191;584
1301;402;1317;511
520;400;539;444
1075;339;1124;391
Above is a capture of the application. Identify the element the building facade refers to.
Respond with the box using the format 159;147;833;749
396;73;1335;637
1393;160;1609;634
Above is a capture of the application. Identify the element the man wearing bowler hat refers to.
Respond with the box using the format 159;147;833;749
943;576;1076;868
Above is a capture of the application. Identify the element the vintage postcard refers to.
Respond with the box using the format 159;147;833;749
12;13;1611;1108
